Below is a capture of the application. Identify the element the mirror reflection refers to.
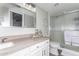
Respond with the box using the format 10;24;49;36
0;3;36;28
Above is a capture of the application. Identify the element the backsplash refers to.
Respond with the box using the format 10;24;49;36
0;34;34;42
0;27;35;37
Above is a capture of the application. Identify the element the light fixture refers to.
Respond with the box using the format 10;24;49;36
25;3;35;8
63;9;79;14
24;3;36;12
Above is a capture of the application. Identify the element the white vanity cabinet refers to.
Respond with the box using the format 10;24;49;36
41;40;49;56
30;47;42;56
7;47;31;56
42;44;49;56
30;40;49;56
7;40;49;56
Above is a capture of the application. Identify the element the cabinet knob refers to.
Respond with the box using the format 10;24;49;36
42;51;43;56
36;46;39;48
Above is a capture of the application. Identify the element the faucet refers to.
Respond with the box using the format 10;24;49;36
1;38;7;43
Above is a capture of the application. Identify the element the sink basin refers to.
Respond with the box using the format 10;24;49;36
0;42;14;50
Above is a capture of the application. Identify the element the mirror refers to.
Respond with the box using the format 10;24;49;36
11;11;22;27
0;3;36;28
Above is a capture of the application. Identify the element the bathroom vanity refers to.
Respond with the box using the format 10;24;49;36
0;36;49;56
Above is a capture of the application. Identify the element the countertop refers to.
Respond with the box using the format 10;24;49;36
0;37;49;56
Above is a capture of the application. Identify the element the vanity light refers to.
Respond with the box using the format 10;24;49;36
24;3;36;12
26;3;35;8
13;3;36;12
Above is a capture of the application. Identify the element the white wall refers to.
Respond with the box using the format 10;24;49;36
36;7;48;36
0;7;10;27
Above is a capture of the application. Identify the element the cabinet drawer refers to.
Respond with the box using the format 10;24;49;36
30;43;41;52
30;48;42;56
7;47;30;56
41;40;49;47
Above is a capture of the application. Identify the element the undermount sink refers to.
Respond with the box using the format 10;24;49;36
0;42;14;50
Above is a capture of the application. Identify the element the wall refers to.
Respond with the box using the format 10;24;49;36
36;7;48;36
50;12;79;52
0;7;10;27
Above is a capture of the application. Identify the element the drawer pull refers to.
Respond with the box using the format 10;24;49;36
36;46;39;48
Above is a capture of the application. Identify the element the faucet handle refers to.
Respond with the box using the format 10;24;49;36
2;38;7;43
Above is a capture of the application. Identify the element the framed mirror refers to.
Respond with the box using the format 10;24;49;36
0;3;36;28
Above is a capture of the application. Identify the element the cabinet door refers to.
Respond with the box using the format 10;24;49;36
42;40;49;56
7;47;30;56
44;46;49;56
42;45;49;56
7;40;49;56
30;48;42;56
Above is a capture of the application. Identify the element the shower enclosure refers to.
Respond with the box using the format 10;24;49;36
50;11;79;55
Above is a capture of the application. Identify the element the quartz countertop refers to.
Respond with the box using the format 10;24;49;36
0;37;49;56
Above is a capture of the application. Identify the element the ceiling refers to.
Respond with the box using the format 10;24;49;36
35;3;79;16
1;3;79;17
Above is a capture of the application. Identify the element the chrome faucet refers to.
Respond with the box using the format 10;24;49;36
1;38;7;43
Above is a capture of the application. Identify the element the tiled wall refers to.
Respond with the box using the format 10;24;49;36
36;7;48;36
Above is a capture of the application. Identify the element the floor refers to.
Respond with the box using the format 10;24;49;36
49;53;63;56
49;53;56;56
